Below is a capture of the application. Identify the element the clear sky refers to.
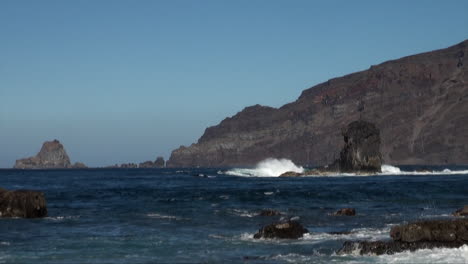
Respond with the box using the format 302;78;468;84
1;0;467;168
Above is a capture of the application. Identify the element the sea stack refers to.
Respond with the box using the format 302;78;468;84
336;120;382;173
14;139;85;169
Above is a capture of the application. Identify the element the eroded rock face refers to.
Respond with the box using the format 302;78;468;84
167;40;468;167
338;121;382;172
14;140;83;169
0;188;47;218
253;220;308;239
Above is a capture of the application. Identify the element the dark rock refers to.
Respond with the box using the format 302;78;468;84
279;171;303;177
14;140;76;169
120;163;138;168
454;205;468;216
338;218;468;255
338;240;466;255
390;219;468;242
72;162;87;169
138;161;155;168
167;40;468;167
253;220;308;239
334;208;356;216
0;188;47;218
259;209;281;216
154;156;165;168
337;121;382;172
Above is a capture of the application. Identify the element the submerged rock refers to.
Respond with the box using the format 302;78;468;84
259;209;281;216
337;120;382;172
0;188;47;218
279;171;303;177
253;220;308;239
333;208;356;216
453;205;468;216
338;219;468;255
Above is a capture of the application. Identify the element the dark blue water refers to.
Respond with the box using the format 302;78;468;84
0;166;467;263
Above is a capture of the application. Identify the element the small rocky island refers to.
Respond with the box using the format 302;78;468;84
280;120;382;176
14;139;86;169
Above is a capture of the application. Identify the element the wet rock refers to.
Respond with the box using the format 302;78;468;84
279;171;303;177
453;205;468;216
338;219;468;255
390;219;468;242
333;208;356;216
259;209;281;216
253;220;308;239
338;240;466;256
337;121;382;172
0;188;47;218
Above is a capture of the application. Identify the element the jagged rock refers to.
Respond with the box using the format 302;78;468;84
167;40;468;167
138;161;155;168
259;209;281;216
14;140;78;169
279;171;303;177
337;121;382;172
390;219;468;242
333;208;356;216
154;156;165;168
120;163;138;168
253;220;308;239
454;205;468;216
0;188;47;218
338;219;468;255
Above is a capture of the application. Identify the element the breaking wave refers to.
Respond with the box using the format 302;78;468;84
225;158;304;177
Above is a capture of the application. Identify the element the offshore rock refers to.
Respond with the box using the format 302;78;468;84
253;220;308;239
279;171;303;177
167;40;468;167
14;140;75;169
334;208;356;216
138;157;165;168
453;205;468;216
0;188;47;218
337;121;382;172
338;219;468;255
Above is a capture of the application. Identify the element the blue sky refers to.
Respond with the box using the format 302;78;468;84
1;0;467;167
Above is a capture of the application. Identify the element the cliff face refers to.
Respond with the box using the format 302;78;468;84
167;40;468;167
14;140;84;169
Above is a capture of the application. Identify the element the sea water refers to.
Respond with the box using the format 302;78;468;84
0;162;467;263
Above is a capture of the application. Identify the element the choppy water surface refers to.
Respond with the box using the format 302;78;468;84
0;165;467;263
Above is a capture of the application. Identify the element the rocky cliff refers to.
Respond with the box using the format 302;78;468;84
167;40;468;167
14;140;85;169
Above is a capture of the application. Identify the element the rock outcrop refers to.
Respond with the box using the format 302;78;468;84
336;120;382;172
14;140;85;169
167;40;468;167
454;206;468;216
0;188;47;218
338;219;468;255
138;156;165;168
253;220;308;239
333;208;356;216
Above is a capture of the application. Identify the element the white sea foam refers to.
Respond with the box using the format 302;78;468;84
146;213;188;221
374;244;468;264
225;158;304;177
379;164;468;176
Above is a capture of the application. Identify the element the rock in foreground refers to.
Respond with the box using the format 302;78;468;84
253;220;308;239
14;139;86;169
454;205;468;216
0;188;47;218
338;219;468;255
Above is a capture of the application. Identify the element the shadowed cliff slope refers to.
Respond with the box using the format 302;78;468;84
168;40;468;167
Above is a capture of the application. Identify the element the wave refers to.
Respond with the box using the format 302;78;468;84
374;244;468;264
225;158;304;177
224;160;468;177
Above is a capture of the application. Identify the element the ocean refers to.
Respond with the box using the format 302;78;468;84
1;162;468;263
